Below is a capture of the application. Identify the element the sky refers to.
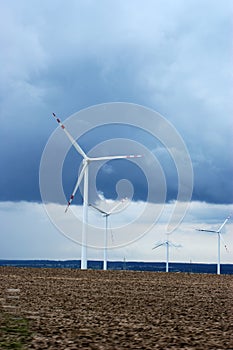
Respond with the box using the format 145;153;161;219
0;0;232;264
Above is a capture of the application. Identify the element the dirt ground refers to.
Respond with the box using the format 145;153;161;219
0;267;232;349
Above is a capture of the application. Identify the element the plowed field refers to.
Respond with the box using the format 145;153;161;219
0;267;232;349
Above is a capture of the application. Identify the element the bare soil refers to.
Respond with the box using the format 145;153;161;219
0;267;232;349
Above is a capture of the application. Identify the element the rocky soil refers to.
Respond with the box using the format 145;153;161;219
0;267;232;349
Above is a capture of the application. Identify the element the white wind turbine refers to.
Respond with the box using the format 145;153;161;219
196;213;232;275
52;113;141;270
89;198;128;270
152;235;181;272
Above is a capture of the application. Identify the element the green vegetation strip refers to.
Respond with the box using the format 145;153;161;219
0;311;32;349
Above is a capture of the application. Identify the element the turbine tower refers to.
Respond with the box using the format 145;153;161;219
52;113;141;269
89;198;127;270
196;213;231;275
152;236;181;272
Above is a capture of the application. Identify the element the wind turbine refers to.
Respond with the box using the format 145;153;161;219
196;213;232;275
52;113;141;270
152;236;181;272
89;198;128;270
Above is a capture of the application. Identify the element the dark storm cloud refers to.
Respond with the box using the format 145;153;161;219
0;0;232;204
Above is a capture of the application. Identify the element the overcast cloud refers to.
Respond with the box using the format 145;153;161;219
0;0;232;203
1;201;233;263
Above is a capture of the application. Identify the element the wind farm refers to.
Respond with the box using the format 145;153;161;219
1;110;232;349
50;113;232;273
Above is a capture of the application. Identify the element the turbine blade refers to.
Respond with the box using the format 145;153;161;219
110;225;114;244
152;243;165;250
65;162;87;212
217;213;232;232
169;242;182;248
108;197;128;215
219;233;229;252
52;113;87;159
89;154;142;161
196;229;218;233
89;204;107;215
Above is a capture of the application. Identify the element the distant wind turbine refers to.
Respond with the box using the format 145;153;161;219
52;113;142;270
89;198;128;270
196;213;232;275
152;236;181;272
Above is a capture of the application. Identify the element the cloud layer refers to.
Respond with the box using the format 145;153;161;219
0;201;232;263
0;0;232;204
0;1;232;261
